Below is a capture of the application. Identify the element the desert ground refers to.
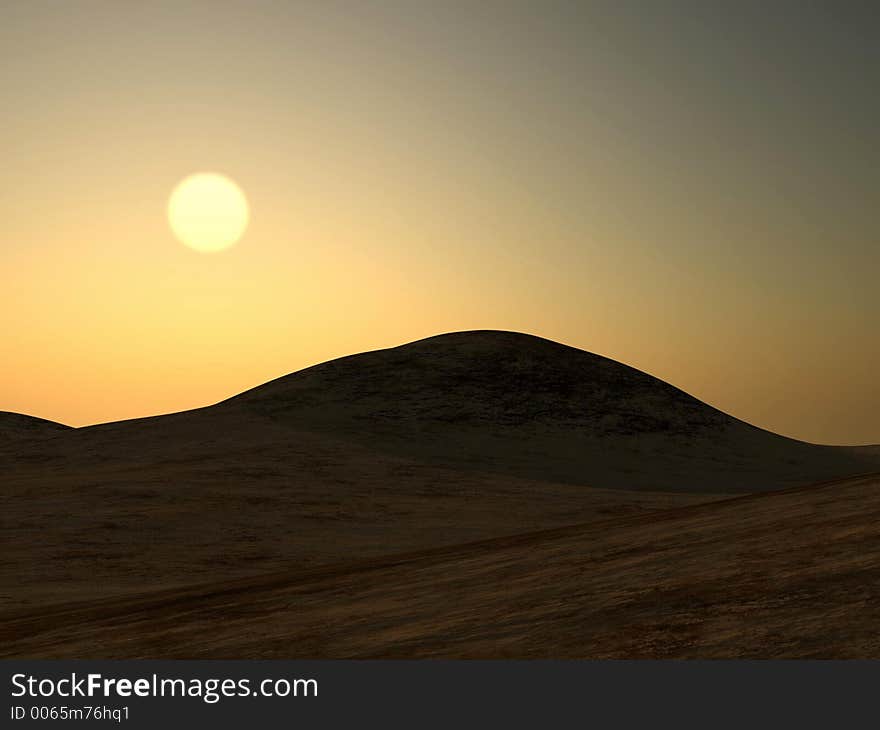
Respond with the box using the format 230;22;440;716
2;331;879;657
4;471;880;659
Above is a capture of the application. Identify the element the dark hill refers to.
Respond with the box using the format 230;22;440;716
0;411;71;443
230;330;728;435
224;330;878;491
2;330;879;611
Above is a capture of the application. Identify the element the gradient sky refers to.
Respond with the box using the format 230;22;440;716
2;1;877;444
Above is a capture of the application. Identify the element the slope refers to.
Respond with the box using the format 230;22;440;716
4;472;879;659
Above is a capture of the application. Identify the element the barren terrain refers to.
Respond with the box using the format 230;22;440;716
4;472;880;659
2;331;878;657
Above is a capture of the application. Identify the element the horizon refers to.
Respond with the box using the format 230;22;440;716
2;2;878;444
5;327;877;448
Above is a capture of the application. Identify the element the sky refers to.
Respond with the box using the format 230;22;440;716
1;1;877;444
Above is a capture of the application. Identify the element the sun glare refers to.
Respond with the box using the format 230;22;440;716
167;173;249;253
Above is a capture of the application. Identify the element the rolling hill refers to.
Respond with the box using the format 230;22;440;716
223;330;878;491
2;330;878;619
0;411;71;443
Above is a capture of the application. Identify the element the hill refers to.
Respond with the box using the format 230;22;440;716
1;330;877;612
225;330;875;491
0;411;70;442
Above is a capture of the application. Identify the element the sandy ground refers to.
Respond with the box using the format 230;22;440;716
4;472;880;659
1;411;714;611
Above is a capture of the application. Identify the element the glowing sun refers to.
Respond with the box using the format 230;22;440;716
168;173;249;253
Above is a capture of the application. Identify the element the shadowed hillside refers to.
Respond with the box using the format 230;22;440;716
1;331;877;613
225;330;878;491
0;411;70;443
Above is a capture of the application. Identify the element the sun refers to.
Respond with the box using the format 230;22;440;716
167;172;249;253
